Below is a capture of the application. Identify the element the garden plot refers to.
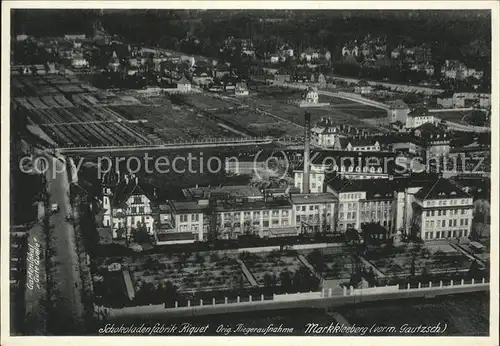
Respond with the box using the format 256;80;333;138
240;251;317;288
305;250;357;280
364;243;473;278
124;253;250;294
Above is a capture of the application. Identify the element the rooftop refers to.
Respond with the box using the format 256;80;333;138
183;185;262;200
408;107;432;118
326;178;395;199
290;193;337;205
414;178;471;201
387;99;409;109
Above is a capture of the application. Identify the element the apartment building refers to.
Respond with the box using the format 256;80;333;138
290;193;336;233
327;178;396;233
411;178;474;240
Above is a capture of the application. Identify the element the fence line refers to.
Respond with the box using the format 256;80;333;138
94;277;489;319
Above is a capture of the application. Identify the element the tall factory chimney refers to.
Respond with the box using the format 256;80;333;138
302;112;311;194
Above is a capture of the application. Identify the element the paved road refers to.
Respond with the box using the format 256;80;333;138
45;154;85;333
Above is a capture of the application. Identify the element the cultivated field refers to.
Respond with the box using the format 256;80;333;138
111;97;237;142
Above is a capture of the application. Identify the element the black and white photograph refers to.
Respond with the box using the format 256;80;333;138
2;2;498;342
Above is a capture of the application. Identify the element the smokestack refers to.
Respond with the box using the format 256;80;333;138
303;112;311;194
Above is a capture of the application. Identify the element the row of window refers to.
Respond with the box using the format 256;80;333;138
424;229;468;240
296;205;324;212
221;210;289;219
350;146;379;152
339;212;357;220
360;211;391;219
129;206;146;214
340;193;363;200
426;199;469;207
424;218;469;229
222;219;290;228
179;214;200;223
425;209;467;217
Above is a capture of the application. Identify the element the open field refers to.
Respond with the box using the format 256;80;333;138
245;85;386;132
433;110;473;125
364;243;473;278
111;97;237;142
338;292;489;336
164;92;304;137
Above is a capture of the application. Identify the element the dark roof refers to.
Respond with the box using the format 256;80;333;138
387;99;409;109
326;177;395;200
414;178;471;201
295;150;396;169
348;137;379;147
408;107;432;118
356;80;371;86
177;76;191;85
290;193;337;204
156;232;194;242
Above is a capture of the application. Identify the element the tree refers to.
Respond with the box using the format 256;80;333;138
279;269;293;289
263;273;276;288
307;249;326;274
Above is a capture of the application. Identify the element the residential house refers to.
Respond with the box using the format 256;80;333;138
440;60;481;81
390;47;403;59
16;34;29;42
354;80;373;95
64;34;86;41
414;45;432;64
310;119;350;148
412;178;473;240
344;137;381;151
70;54;88;69
177;76;192;92
301;48;320;62
270;54;280;64
342;42;360;57
192;67;214;87
386;99;410;124
405;107;437;129
180;55;196;68
235;82;249;96
102;174;155;239
280;46;294;57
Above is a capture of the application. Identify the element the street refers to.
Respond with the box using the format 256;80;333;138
45;154;85;333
